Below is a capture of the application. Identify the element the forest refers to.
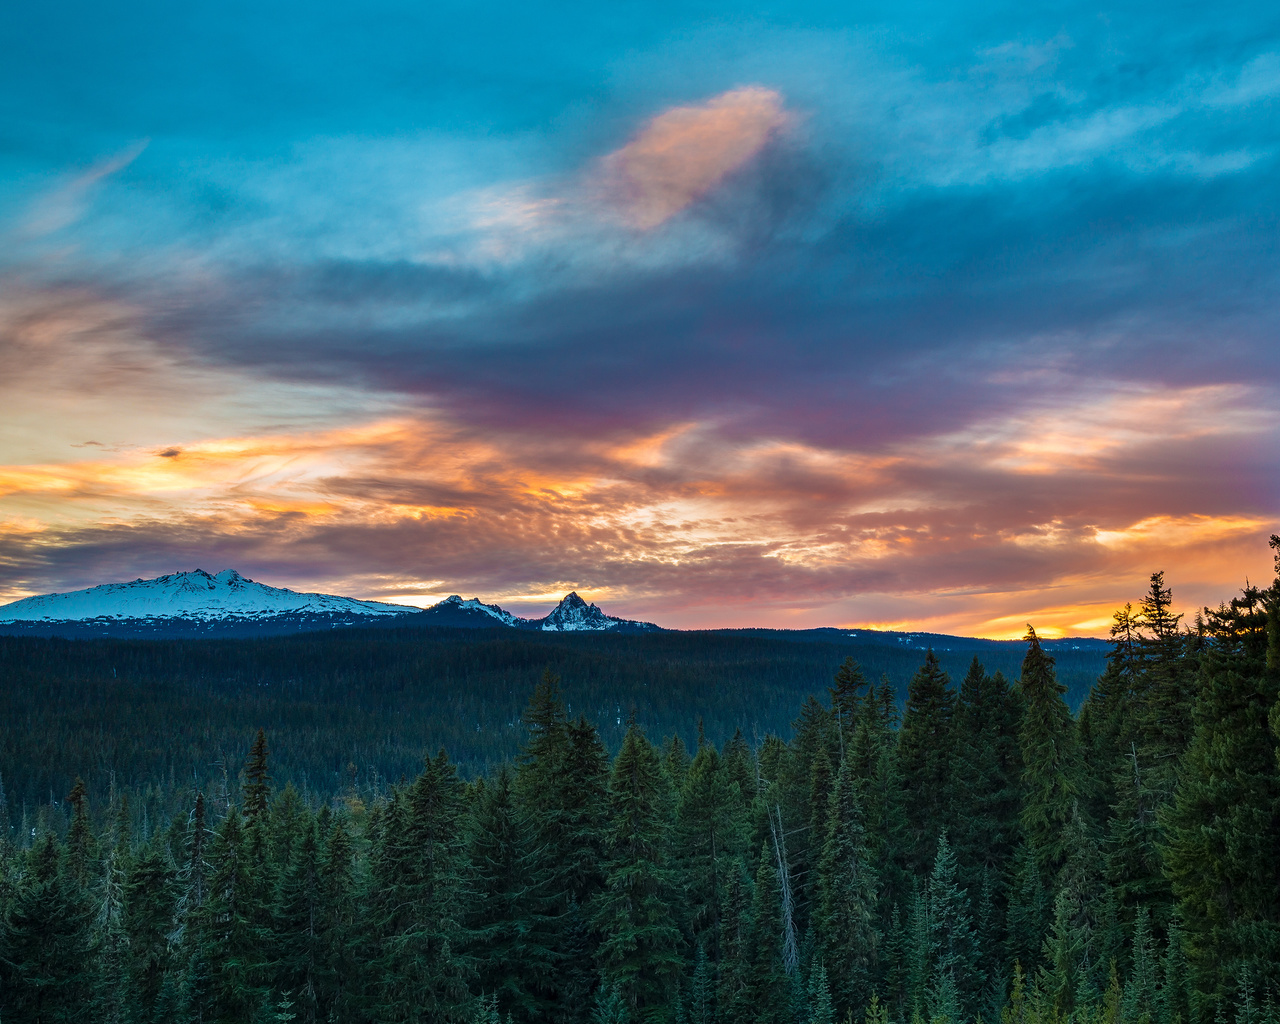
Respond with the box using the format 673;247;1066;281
1;546;1279;1024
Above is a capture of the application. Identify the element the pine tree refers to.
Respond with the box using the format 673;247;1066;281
318;813;356;1022
689;941;714;1024
64;778;94;887
0;831;95;1021
816;755;879;1021
925;833;979;1024
676;741;748;959
745;843;793;1024
809;961;836;1024
200;805;262;1021
717;862;754;1024
1124;907;1160;1024
123;839;178;1024
1163;557;1280;1020
593;725;682;1022
469;766;556;1023
1005;842;1050;976
897;651;956;875
950;660;1021;891
275;814;323;1024
1017;627;1084;884
831;658;870;747
1037;888;1084;1020
369;750;473;1023
244;729;272;822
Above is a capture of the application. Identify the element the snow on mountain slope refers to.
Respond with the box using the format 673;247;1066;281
533;592;660;632
430;595;524;626
0;569;418;623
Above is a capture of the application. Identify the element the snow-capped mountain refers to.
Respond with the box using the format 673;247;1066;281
0;572;662;638
418;595;525;628
0;569;418;635
413;591;661;632
527;591;660;633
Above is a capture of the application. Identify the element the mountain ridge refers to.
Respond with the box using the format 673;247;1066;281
0;570;662;637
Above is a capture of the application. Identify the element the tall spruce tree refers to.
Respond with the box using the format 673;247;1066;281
675;741;748;959
593;724;682;1022
816;754;879;1022
1163;552;1280;1021
0;832;95;1022
897;651;956;875
950;660;1022;891
1017;627;1086;884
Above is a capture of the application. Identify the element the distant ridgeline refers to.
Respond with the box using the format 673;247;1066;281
0;569;663;637
2;550;1280;1024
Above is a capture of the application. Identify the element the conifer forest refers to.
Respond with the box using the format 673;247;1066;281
2;545;1280;1024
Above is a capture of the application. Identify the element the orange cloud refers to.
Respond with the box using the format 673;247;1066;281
600;87;790;229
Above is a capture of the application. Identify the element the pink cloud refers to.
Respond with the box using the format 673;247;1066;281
600;87;790;229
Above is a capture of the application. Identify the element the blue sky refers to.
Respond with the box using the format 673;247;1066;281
1;0;1277;634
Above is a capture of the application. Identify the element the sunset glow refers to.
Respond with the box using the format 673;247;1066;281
2;6;1277;633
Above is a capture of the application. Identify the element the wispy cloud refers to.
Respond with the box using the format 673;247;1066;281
19;139;149;239
597;87;791;229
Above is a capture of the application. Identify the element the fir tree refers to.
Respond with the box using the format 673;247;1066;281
1163;562;1280;1020
816;755;879;1022
745;843;793;1024
676;741;748;958
897;652;956;875
244;729;272;822
593;725;682;1022
809;961;836;1024
124;839;178;1024
468;766;556;1023
64;778;94;887
0;831;95;1022
925;833;979;1024
1017;627;1085;884
831;658;870;747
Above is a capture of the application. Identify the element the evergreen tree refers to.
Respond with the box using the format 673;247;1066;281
897;651;956;875
1005;841;1050;976
244;729;272;822
688;941;714;1024
274;815;323;1024
950;660;1021;891
809;961;836;1024
676;741;747;959
199;806;262;1022
816;755;879;1021
317;814;356;1022
925;833;979;1024
64;778;94;887
0;832;95;1023
1163;558;1280;1020
593;725;682;1022
1017;627;1085;884
122;840;177;1024
369;750;473;1023
830;658;870;747
717;862;754;1024
1123;907;1160;1024
745;843;793;1024
468;766;556;1023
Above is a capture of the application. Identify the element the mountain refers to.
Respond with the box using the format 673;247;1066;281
0;569;419;637
0;572;661;638
413;595;525;628
525;591;661;633
409;590;661;633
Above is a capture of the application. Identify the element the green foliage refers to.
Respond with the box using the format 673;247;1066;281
0;552;1276;1024
1018;627;1085;885
594;726;682;1022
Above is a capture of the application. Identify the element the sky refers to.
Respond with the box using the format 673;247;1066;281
1;0;1278;637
